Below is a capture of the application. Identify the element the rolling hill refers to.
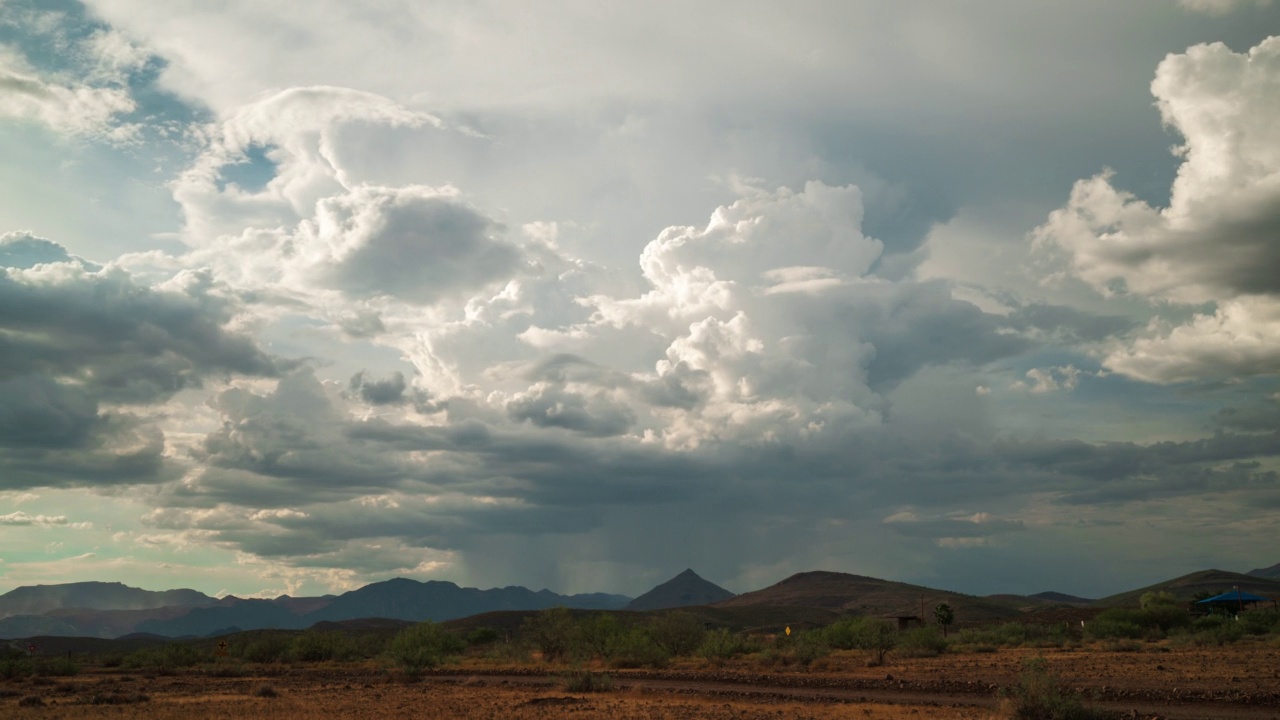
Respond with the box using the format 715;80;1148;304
626;569;735;610
1248;562;1280;580
713;570;1024;622
1091;569;1280;606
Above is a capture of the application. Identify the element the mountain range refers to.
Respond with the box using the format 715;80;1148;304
2;565;1277;641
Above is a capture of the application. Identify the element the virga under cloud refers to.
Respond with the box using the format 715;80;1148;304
1;0;1279;599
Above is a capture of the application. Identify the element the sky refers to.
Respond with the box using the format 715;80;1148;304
1;0;1280;601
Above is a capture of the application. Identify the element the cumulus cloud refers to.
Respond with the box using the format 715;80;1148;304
0;511;69;526
0;233;279;490
0;53;135;139
1037;36;1280;383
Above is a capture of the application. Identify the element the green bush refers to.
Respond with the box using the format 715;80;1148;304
1083;609;1145;641
1172;615;1246;646
240;635;290;664
1240;610;1280;636
388;621;465;673
34;656;79;676
646;612;707;657
820;616;895;662
573;614;623;660
467;627;501;646
121;644;204;672
287;631;359;663
896;627;948;658
1000;657;1109;720
952;622;1069;649
697;628;755;664
522;607;576;662
788;631;830;667
609;627;669;669
0;657;34;680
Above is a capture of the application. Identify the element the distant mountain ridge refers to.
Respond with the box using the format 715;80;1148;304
0;582;214;618
302;578;630;625
0;578;630;639
626;569;735;610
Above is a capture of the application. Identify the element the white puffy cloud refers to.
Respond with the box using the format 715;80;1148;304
0;511;69;526
1037;36;1280;382
0;55;135;139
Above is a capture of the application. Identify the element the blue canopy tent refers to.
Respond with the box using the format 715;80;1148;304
1195;590;1276;614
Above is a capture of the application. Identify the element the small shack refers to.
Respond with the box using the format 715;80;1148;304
1195;590;1276;615
881;614;924;631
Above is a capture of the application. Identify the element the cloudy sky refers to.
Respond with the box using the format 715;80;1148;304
2;0;1279;601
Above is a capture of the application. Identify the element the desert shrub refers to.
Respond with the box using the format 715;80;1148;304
897;626;948;658
697;628;754;664
0;657;34;680
821;617;865;650
121;644;203;672
522;607;576;662
388;621;465;673
646;612;706;657
253;684;279;698
788;630;830;667
288;630;359;663
820;616;895;662
1171;615;1245;646
99;655;123;668
17;695;44;707
34;656;79;676
467;627;501;646
240;635;290;663
1240;609;1280;636
953;622;1068;649
560;670;613;692
573;614;624;660
1083;609;1145;641
999;657;1109;720
609;627;669;669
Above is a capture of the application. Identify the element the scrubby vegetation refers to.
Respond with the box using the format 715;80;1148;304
999;657;1110;720
389;621;466;674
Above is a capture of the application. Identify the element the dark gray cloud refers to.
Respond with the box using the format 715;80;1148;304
349;371;408;405
507;382;635;437
0;237;279;490
0;263;277;403
316;187;521;305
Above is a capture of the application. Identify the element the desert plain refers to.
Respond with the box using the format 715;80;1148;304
5;643;1280;720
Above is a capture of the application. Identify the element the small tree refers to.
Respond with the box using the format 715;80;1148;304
389;621;464;674
854;618;897;665
646;611;706;657
934;602;955;637
522;607;576;661
574;614;623;660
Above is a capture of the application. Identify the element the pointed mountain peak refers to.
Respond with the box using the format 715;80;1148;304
625;569;734;611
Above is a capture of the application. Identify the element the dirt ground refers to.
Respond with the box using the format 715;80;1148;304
4;643;1280;719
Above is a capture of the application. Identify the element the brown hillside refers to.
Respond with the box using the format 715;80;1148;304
712;570;1023;623
1093;569;1280;607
